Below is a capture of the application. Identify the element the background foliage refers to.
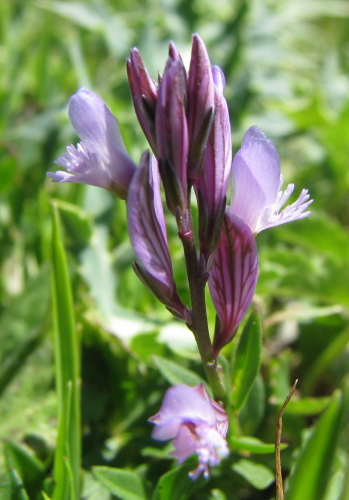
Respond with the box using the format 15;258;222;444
0;0;349;499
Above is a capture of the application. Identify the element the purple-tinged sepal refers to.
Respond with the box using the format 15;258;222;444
149;383;228;479
48;88;136;199
195;69;232;271
127;152;188;321
209;213;258;357
187;34;215;179
127;49;158;154
156;53;189;215
229;126;313;234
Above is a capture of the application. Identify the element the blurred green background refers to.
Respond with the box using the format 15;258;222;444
0;0;349;498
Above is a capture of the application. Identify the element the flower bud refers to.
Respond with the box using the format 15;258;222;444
127;49;158;154
127;152;188;320
156;54;189;215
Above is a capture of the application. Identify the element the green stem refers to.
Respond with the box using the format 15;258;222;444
177;205;226;401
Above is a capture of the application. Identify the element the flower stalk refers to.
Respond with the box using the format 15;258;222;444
177;197;226;401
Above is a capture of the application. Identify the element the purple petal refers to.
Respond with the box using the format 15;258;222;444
195;81;232;270
149;383;216;440
212;66;226;93
127;153;187;317
187;34;215;175
127;153;173;296
149;383;228;479
156;57;188;213
209;213;258;357
127;49;158;153
49;88;136;198
229;126;280;232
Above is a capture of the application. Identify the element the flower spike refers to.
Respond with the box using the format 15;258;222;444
47;88;136;199
149;384;228;479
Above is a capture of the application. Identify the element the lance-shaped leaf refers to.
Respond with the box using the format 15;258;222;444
48;88;136;199
127;152;187;320
156;54;188;215
127;49;158;154
187;34;215;178
195;67;232;271
209;213;258;358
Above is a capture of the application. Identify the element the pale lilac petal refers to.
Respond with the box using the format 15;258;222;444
212;66;226;93
48;88;136;198
169;425;198;463
149;384;228;479
209;213;258;357
149;383;216;440
229;126;280;232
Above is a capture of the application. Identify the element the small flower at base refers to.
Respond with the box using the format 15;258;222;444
149;383;228;479
47;88;136;199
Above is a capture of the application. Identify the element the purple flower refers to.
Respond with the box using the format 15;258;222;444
156;50;189;215
127;152;188;321
149;383;228;479
229;126;312;234
195;66;232;271
127;49;158;154
209;213;258;357
47;88;136;199
187;34;215;178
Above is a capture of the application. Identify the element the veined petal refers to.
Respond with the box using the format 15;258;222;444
187;34;215;176
127;152;187;318
48;88;136;199
156;56;188;214
195;77;232;270
229;126;280;232
209;213;258;357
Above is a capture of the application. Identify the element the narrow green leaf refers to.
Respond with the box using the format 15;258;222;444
285;390;344;500
152;462;206;500
41;494;53;500
271;396;329;415
231;311;262;410
232;459;274;490
93;467;145;500
0;469;30;500
3;441;45;497
152;356;205;388
230;436;287;455
51;205;81;500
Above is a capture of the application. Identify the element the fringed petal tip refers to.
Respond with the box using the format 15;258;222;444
256;185;313;233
